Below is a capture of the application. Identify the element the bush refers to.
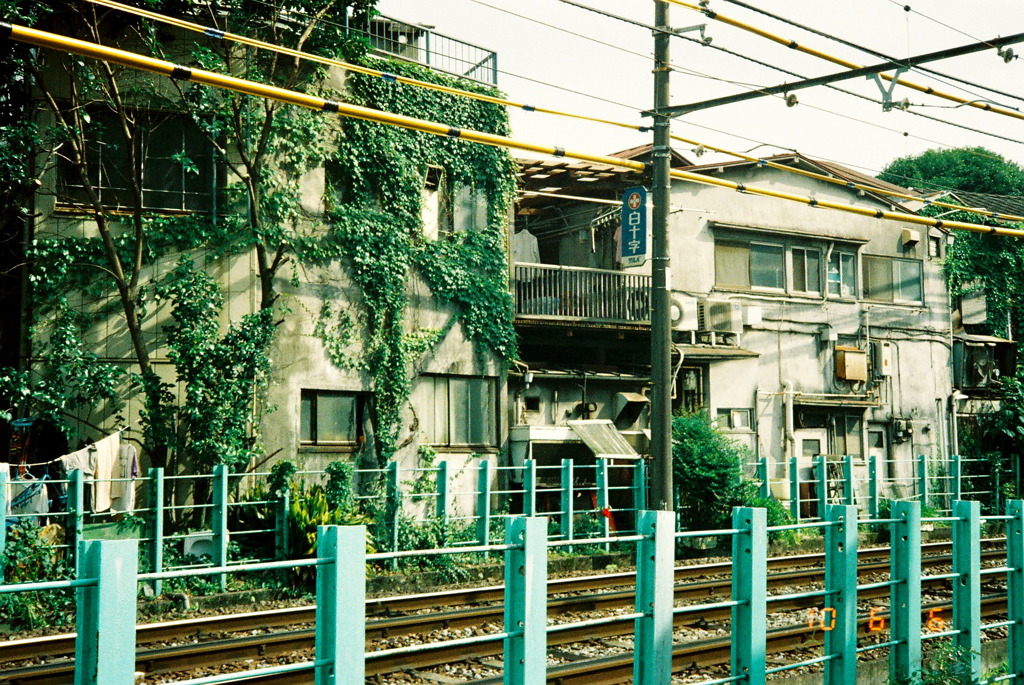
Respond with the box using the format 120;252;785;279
672;412;753;531
0;523;75;629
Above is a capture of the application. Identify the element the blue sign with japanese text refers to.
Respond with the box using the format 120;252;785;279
620;186;649;267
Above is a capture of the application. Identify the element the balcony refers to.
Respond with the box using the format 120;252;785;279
514;263;651;325
348;13;499;86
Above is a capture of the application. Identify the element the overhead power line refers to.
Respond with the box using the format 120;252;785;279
5;20;1023;241
61;0;1024;223
666;0;1024;122
720;0;1024;107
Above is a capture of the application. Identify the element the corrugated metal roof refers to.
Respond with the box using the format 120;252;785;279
567;420;640;460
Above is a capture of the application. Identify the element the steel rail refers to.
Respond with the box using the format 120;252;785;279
0;545;1002;682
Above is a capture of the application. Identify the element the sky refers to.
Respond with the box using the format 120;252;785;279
375;0;1024;187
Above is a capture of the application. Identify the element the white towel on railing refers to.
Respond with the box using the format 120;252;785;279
90;433;119;513
109;443;137;512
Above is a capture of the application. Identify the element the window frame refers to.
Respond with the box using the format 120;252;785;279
299;389;366;448
862;254;924;304
56;108;218;214
827;250;858;300
714;234;825;297
415;374;498;449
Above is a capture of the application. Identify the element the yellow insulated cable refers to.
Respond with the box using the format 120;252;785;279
86;0;1024;224
665;0;1024;122
3;21;1024;240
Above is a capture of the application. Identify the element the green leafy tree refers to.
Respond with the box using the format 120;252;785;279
880;146;1024;196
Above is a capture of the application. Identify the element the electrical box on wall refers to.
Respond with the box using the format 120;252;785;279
835;346;868;382
872;341;894;377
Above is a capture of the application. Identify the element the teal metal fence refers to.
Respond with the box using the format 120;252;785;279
1;500;1021;684
768;452;999;523
0;458;647;579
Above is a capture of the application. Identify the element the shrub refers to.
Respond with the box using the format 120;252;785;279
672;412;753;531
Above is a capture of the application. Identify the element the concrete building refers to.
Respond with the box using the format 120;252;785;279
511;151;958;514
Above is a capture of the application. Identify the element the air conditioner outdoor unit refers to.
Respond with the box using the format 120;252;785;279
703;299;743;332
965;345;1001;387
669;294;699;331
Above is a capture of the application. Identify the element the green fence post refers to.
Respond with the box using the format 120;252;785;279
731;506;767;684
951;453;962;504
952;499;981;676
275;485;290;561
476;459;492;546
0;464;7;583
560;459;574;543
315;525;366;685
597;459;610;548
890;500;922;683
634;510;675;685
842;454;855;506
869;455;879;520
436;460;450;525
790;457;800;522
825;504;858;685
386;461;400;567
758;456;770;500
633;460;647;516
211;464;229;592
67;469;85;578
917;454;929;509
149;467;164;596
523;459;537;517
816;453;828;519
74;539;139;685
504;516;548;684
1006;500;1024;681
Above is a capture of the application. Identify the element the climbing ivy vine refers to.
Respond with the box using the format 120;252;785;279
298;58;519;463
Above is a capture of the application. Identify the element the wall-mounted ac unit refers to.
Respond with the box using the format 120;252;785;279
669;294;699;331
953;337;1016;390
703;299;743;332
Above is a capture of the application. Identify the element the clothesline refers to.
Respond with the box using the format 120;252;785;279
30;426;131;466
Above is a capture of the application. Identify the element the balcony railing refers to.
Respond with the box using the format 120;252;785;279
347;13;499;86
514;263;651;324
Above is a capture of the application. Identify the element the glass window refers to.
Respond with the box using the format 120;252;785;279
828;252;857;298
57;109;215;212
415;375;497;447
715;241;749;288
863;255;923;303
300;390;362;445
750;243;785;289
791;247;821;294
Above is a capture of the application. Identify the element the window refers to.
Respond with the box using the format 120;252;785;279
791;247;821;294
57;110;215;212
714;237;820;294
300;390;366;446
414;375;497;447
862;255;923;303
827;251;857;299
716;408;752;430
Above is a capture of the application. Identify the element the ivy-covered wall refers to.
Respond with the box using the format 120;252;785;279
271;57;518;469
6;0;519;478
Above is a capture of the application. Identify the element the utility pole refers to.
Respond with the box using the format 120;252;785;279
650;0;673;512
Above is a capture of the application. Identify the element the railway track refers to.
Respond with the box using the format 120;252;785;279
0;540;1003;684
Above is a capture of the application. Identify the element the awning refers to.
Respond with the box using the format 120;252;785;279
566;420;640;460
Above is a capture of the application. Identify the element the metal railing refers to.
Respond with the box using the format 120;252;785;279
347;12;498;85
2;501;1021;684
747;452;1000;523
514;262;652;323
0;458;646;585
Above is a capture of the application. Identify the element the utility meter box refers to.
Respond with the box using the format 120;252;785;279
873;341;894;377
835;346;868;382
